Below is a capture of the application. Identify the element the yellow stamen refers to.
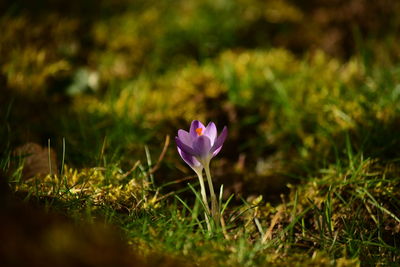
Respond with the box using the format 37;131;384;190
196;127;203;136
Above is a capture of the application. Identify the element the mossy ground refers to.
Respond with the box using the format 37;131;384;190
1;1;400;266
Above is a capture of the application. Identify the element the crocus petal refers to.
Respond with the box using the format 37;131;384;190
210;126;227;153
176;136;196;156
177;147;202;170
193;135;212;158
203;122;217;145
212;146;222;157
178;129;192;146
190;120;205;139
176;121;227;171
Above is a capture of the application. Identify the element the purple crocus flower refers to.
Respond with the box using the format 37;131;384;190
176;120;227;171
176;120;228;227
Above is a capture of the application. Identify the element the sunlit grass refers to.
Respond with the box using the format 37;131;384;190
4;137;399;266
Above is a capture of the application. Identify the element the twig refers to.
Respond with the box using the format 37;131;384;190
121;160;141;178
149;135;170;174
262;206;284;243
221;215;230;240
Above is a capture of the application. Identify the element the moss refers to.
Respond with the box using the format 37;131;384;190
14;164;158;211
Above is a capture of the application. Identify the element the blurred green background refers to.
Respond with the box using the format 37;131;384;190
1;0;400;199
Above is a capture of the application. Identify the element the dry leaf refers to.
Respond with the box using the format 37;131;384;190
13;142;58;179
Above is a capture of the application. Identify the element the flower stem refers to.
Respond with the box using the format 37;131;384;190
195;170;210;215
195;169;211;231
204;163;219;225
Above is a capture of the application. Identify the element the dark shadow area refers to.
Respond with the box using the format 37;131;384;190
0;171;190;267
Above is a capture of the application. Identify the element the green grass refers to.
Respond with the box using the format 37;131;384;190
4;141;399;266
